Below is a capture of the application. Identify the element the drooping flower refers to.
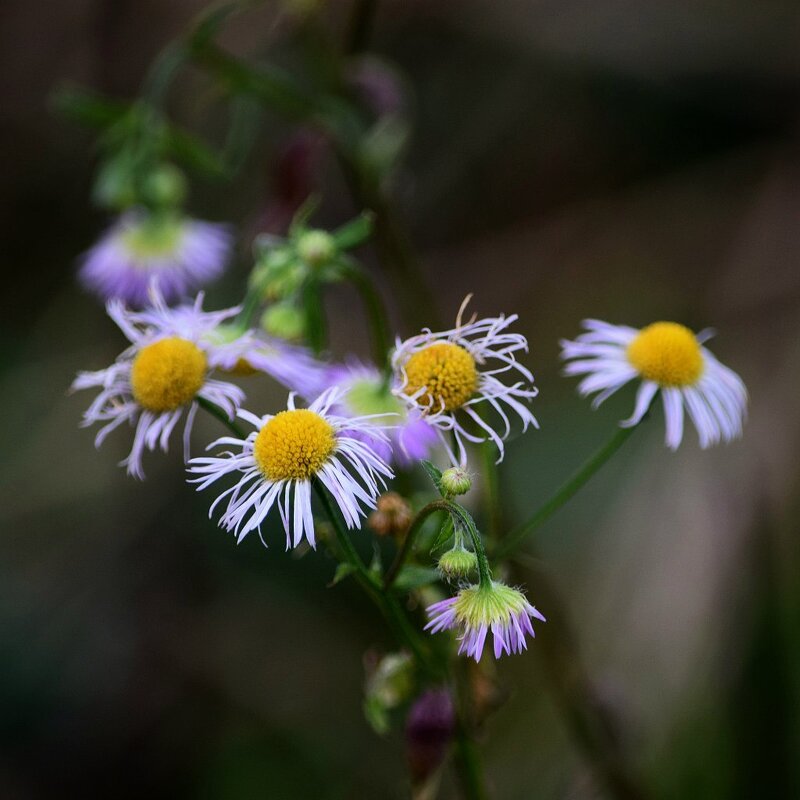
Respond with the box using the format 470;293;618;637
72;291;245;479
188;389;394;549
391;298;538;465
322;363;439;467
425;582;545;661
79;211;232;306
560;319;748;449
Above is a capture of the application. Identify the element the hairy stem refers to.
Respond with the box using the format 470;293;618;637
196;396;246;438
383;499;450;590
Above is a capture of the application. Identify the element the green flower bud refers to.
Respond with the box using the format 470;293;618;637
141;164;187;209
260;302;306;341
437;547;477;580
440;467;471;497
296;229;335;267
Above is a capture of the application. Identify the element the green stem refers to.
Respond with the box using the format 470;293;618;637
338;261;393;369
313;482;440;677
454;725;489;800
480;441;502;541
448;504;492;588
196;396;246;438
383;499;450;590
495;425;638;560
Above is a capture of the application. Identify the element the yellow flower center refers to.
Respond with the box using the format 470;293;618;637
403;343;478;412
130;337;207;412
253;409;335;481
626;322;703;387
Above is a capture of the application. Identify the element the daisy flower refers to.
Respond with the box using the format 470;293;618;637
425;582;545;661
561;320;748;449
79;210;232;306
322;363;439;467
188;389;394;549
72;291;245;479
391;297;538;465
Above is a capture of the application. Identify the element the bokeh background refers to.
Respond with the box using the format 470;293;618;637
2;1;800;797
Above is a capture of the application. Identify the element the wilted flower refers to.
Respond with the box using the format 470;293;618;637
79;210;232;306
561;319;748;449
72;291;244;479
425;582;545;661
392;297;538;465
188;389;394;549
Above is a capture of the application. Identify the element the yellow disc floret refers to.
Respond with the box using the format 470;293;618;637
403;343;478;412
626;322;703;387
131;337;207;412
253;409;335;481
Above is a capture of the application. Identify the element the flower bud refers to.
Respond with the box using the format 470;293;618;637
260;302;306;341
437;547;477;580
368;492;412;537
440;467;471;496
142;164;187;209
296;229;335;267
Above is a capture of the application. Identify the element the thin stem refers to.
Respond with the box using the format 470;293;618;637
480;441;502;541
313;481;440;677
196;396;246;438
495;425;638;560
449;504;492;588
383;499;450;590
339;261;393;369
453;726;489;800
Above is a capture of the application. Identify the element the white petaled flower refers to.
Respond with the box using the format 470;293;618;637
391;298;538;465
79;210;232;307
72;291;245;479
188;389;394;549
561;319;748;449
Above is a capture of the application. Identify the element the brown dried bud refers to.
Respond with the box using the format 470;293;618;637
369;492;412;537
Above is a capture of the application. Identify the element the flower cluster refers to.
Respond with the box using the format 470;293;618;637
73;213;748;669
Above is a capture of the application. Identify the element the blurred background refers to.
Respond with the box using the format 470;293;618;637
2;0;800;797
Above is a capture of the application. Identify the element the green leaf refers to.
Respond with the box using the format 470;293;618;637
429;514;456;553
328;562;355;587
392;565;440;593
332;212;374;250
420;460;444;495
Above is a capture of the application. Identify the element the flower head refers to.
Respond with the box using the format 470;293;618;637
392;298;538;465
323;363;439;467
561;319;748;449
425;582;545;661
188;389;394;549
72;291;245;479
79;210;232;306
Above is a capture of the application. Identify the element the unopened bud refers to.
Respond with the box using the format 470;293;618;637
260;302;306;341
142;164;187;208
369;492;412;537
437;547;477;580
440;467;471;497
296;229;335;267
